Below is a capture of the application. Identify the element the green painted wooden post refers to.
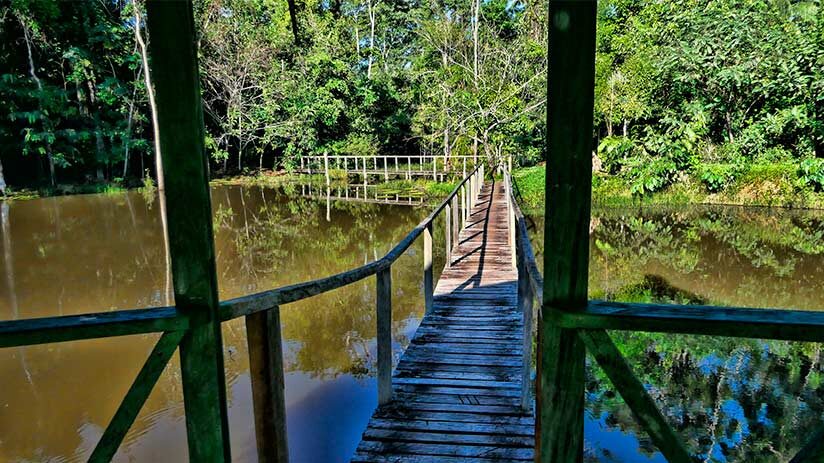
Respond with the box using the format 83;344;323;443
376;268;393;405
144;2;232;461
423;223;434;313
537;1;597;462
245;307;289;463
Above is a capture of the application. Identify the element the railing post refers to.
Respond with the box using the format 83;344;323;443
245;308;289;463
445;203;452;268
144;2;231;460
517;225;534;412
384;157;388;180
376;267;392;405
451;195;459;245
423;222;434;313
507;173;516;268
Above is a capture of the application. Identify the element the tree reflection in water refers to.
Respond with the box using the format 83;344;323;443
530;205;824;462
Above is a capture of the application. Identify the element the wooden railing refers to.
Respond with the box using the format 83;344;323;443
298;154;481;181
503;166;824;462
0;165;485;463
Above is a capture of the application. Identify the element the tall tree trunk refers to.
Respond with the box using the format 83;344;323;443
367;0;377;79
472;0;480;85
0;157;6;195
622;119;628;137
134;5;164;191
20;17;55;187
287;0;301;45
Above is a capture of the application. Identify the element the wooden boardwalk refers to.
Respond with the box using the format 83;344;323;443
351;180;534;462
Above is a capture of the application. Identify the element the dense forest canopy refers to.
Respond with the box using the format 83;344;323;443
0;0;822;196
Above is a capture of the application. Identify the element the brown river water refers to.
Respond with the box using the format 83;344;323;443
2;186;824;462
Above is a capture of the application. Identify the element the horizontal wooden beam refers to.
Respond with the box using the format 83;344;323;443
555;300;824;342
0;307;185;348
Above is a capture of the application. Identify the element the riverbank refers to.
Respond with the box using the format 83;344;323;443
512;164;824;213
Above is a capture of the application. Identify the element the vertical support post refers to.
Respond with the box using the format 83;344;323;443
517;238;534;411
537;1;597;462
324;151;330;186
300;157;304;172
395;155;399;171
463;157;467;178
144;2;231;461
432;155;436;180
384;157;388;180
445;204;452;268
362;155;367;186
507;173;516;268
376;268;392;405
245;308;288;463
451;195;459;245
344;156;348;178
423;223;434;313
408;156;412;179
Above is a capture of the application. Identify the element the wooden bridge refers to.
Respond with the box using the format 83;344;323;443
6;2;824;463
351;177;535;462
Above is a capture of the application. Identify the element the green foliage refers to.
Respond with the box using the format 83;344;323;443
597;136;635;174
798;158;824;191
628;157;676;196
697;163;739;193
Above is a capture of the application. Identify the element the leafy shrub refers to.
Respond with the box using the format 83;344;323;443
798;158;824;191
697;163;738;193
628;157;677;196
597;136;636;174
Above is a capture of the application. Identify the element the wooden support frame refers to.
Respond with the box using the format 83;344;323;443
245;308;289;463
376;268;393;405
423;223;434;313
145;2;232;460
89;331;185;462
578;330;691;462
537;1;597;461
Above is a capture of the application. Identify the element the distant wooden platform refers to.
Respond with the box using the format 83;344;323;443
351;181;534;462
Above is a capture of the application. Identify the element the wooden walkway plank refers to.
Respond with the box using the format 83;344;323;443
353;180;534;462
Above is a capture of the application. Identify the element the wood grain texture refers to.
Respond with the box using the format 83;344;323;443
353;180;534;463
246;308;288;463
145;2;232;461
538;1;598;461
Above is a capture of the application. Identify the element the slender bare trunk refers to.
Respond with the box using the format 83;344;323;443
20;17;55;187
367;0;377;79
0;157;6;195
472;0;480;85
134;6;164;191
622;120;628;137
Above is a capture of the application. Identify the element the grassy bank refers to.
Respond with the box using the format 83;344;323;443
512;164;824;212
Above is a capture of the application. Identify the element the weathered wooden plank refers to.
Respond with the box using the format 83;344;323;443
355;441;533;460
393;376;520;390
350;452;527;463
366;417;532;435
89;331;184;463
362;428;534;447
392;392;520;407
383;401;529;417
579;329;692;463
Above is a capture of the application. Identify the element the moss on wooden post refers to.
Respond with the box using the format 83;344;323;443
537;1;597;461
145;2;231;461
